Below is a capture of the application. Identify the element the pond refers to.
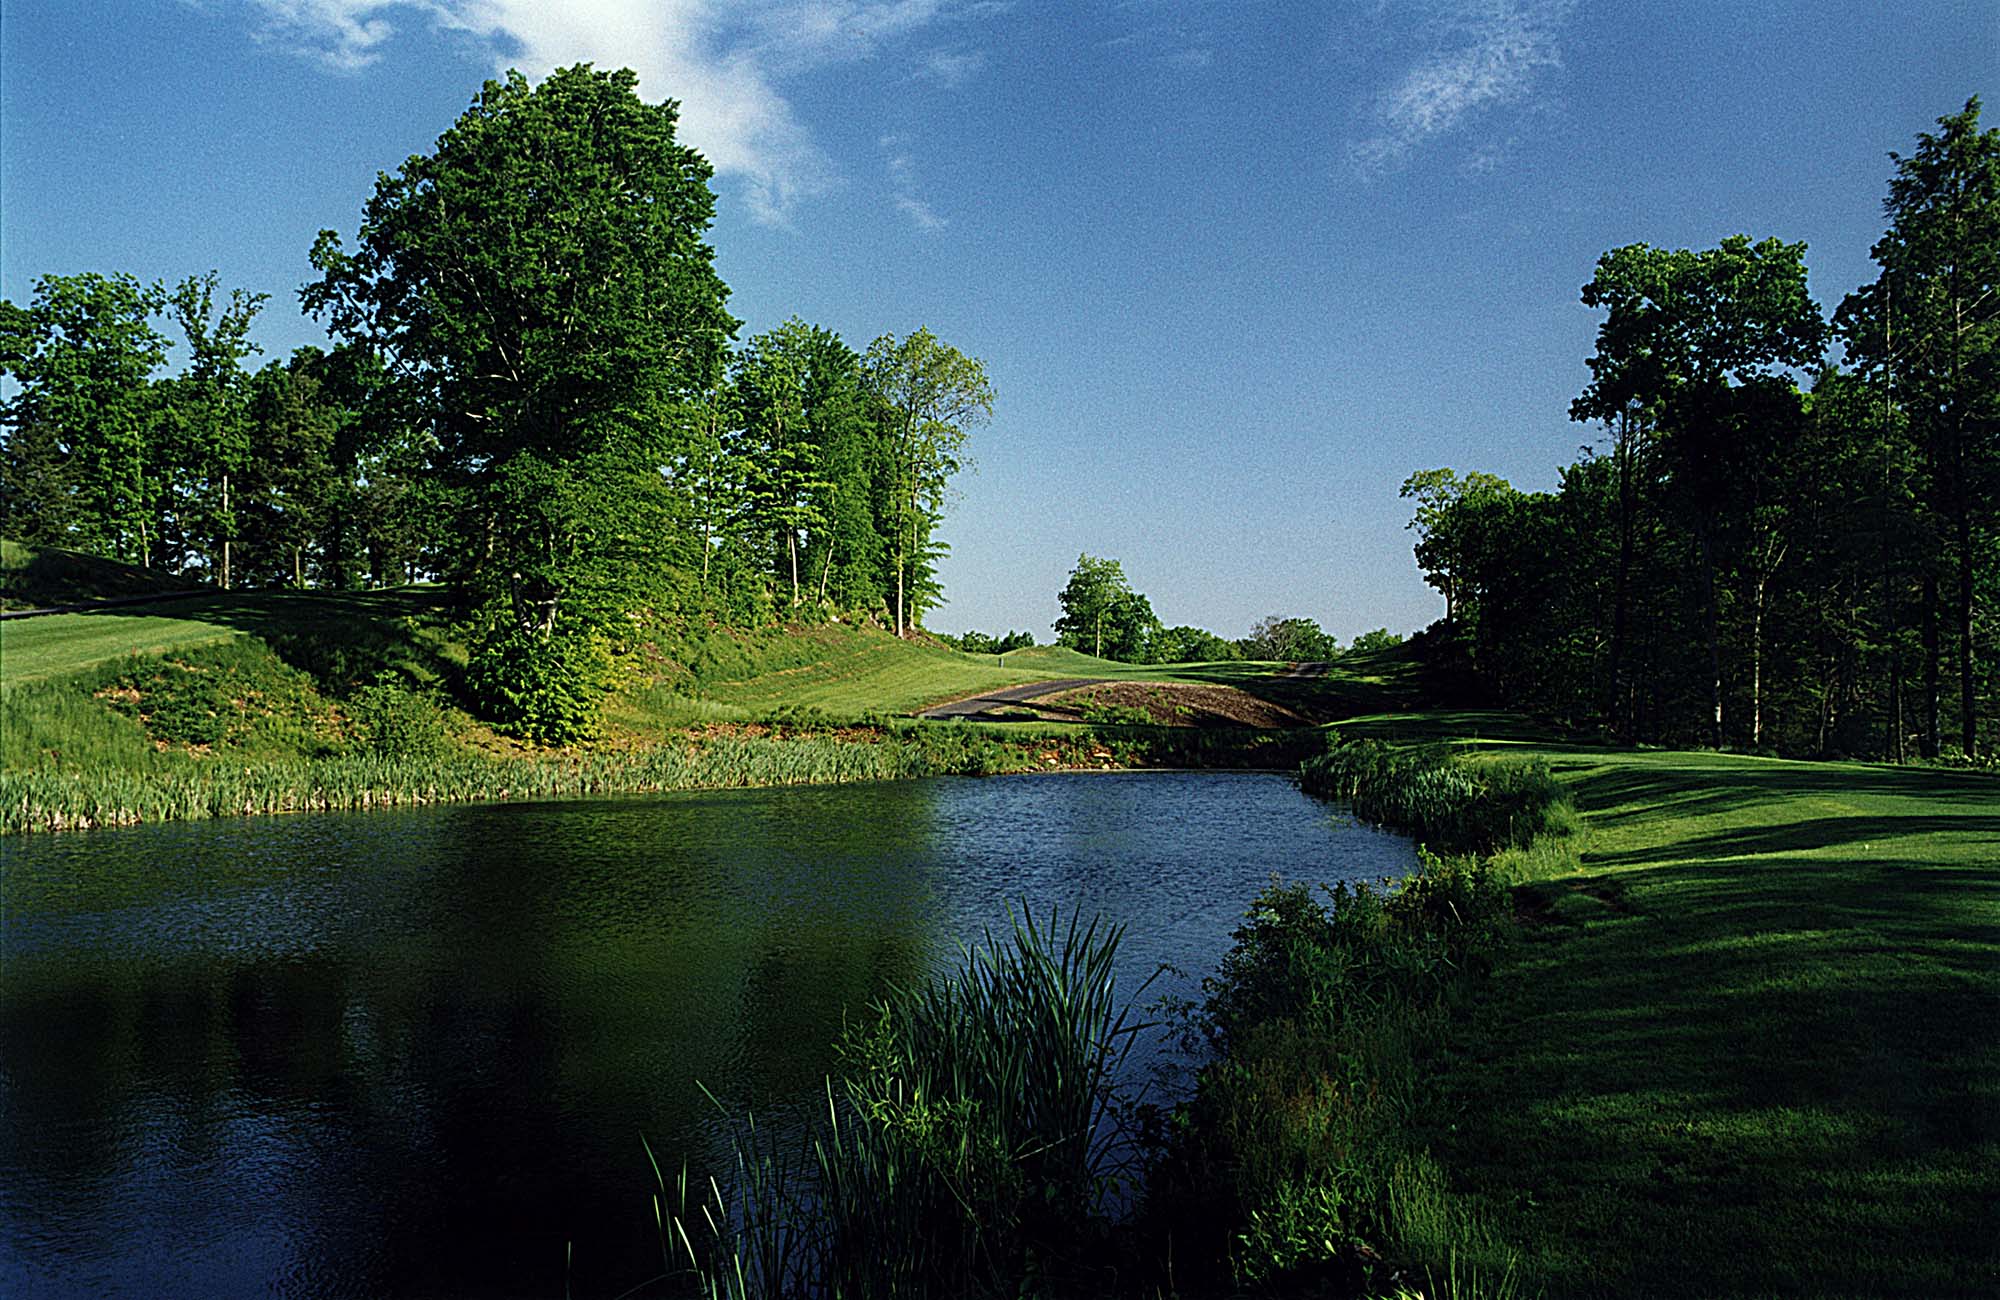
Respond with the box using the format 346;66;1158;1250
0;770;1412;1298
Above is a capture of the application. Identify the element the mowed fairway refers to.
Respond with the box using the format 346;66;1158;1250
0;608;244;682
0;588;448;685
1422;741;1999;1297
687;636;1413;720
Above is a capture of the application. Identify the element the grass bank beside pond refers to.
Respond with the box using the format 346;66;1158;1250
2;583;1385;833
1136;727;1997;1298
1403;738;2000;1299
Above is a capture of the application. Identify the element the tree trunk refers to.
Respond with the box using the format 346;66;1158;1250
1751;574;1766;748
220;472;231;591
1606;420;1635;735
1698;515;1723;749
1922;572;1942;757
788;531;800;608
1959;509;1978;758
1885;550;1905;764
818;542;835;605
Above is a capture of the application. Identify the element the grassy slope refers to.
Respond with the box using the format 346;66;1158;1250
0;587;451;683
627;627;1411;723
1354;723;2000;1297
0;539;195;610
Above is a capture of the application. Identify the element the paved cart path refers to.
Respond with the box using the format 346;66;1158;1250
918;678;1109;719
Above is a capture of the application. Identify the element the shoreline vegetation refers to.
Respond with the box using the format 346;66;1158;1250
0;580;1342;834
662;737;1586;1298
0;721;1319;835
4;578;1994;1296
656;733;1996;1299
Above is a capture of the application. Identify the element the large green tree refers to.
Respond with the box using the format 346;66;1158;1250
0;272;171;567
305;64;735;639
1054;554;1158;662
1573;236;1826;747
862;329;993;636
305;65;735;739
1836;98;2000;758
162;272;267;587
1399;468;1513;625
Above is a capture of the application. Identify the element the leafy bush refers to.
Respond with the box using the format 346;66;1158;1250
348;673;450;760
950;628;1036;655
1348;628;1405;654
464;623;611;744
1300;738;1573;856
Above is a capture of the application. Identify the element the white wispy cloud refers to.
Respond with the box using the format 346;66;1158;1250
230;0;992;222
1350;0;1574;174
916;48;986;87
1102;22;1215;73
880;133;947;230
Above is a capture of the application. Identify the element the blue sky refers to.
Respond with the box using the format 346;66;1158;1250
4;2;1994;640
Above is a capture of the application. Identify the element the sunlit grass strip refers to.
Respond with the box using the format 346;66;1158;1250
663;908;1148;1300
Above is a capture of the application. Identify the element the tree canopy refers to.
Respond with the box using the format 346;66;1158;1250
1054;555;1158;662
1401;101;1997;760
306;64;736;652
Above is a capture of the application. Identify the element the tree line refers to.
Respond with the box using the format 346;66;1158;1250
988;553;1399;664
1406;99;1997;762
0;67;992;738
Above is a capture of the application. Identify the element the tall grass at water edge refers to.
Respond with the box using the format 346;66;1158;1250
1129;738;1581;1296
658;909;1149;1300
0;730;1011;833
1299;737;1578;862
646;739;1576;1299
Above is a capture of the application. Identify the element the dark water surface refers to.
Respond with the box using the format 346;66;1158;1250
0;771;1411;1298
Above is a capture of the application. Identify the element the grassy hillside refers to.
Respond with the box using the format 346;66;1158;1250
0;569;1397;830
1336;720;2000;1297
1;586;457;685
0;539;197;610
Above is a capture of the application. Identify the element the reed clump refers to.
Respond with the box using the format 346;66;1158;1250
662;909;1148;1299
1298;737;1576;856
0;732;978;833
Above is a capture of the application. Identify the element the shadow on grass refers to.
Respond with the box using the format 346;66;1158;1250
1434;757;2000;1298
1566;758;2000;815
1334;709;1561;743
73;587;462;695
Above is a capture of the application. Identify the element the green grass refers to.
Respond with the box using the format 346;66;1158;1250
0;586;453;684
682;624;1415;723
1375;723;2000;1298
0;565;1413;836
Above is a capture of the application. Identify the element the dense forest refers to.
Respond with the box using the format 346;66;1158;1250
1404;99;1998;763
0;67;991;738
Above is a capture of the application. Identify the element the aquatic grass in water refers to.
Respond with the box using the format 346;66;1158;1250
663;908;1150;1299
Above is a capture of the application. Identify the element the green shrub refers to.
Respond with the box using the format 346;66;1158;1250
348;673;450;760
1300;738;1573;857
464;623;610;744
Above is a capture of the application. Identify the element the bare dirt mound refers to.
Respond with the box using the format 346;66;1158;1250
1037;681;1312;728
